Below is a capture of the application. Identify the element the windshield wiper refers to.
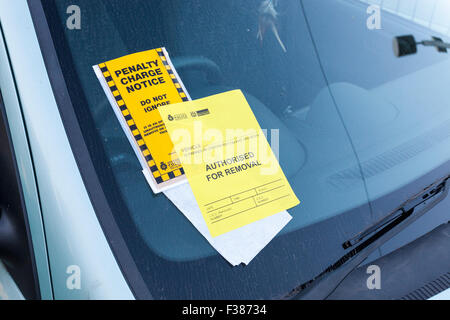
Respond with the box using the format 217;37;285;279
286;174;449;300
343;176;448;249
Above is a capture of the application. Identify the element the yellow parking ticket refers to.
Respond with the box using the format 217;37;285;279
93;48;188;193
159;90;300;237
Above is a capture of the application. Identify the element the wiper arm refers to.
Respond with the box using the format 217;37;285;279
287;174;449;300
343;176;448;249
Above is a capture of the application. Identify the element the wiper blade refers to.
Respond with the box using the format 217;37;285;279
286;174;449;300
343;176;448;249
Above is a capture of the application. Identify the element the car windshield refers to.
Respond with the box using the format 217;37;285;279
40;0;450;299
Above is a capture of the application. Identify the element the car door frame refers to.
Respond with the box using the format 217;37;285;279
0;17;52;299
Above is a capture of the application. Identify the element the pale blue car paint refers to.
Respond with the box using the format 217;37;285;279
0;12;51;299
430;288;450;300
0;0;133;299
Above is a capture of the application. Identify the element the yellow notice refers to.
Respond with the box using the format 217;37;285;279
159;90;299;237
94;48;188;192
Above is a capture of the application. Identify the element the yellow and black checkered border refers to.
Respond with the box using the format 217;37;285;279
156;48;190;102
98;61;185;184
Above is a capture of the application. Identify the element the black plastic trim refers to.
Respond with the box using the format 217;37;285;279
328;222;450;300
402;272;450;300
287;172;449;299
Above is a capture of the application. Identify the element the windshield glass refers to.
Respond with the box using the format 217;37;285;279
304;0;450;217
39;0;450;299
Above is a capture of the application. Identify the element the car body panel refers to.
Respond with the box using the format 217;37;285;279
0;0;133;299
0;12;52;299
430;288;450;300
